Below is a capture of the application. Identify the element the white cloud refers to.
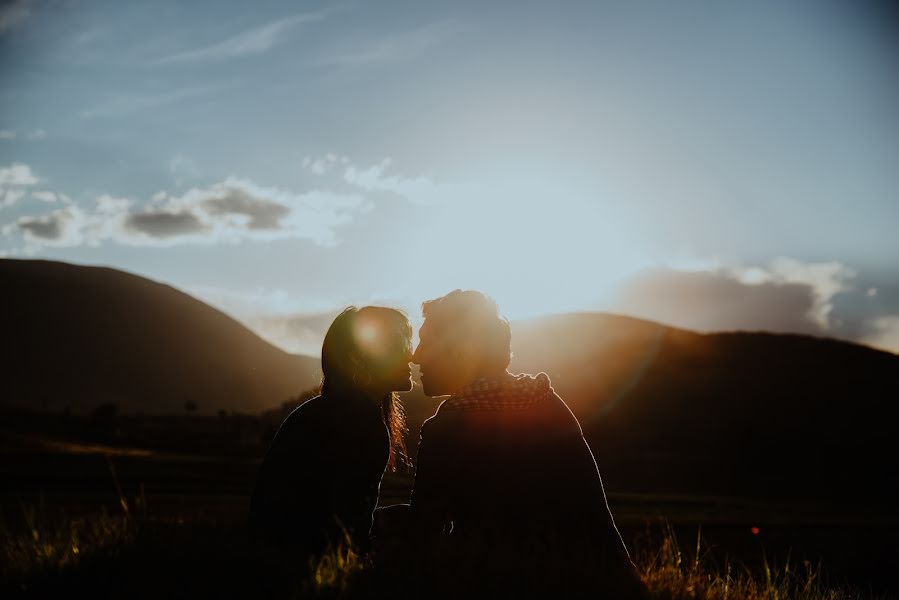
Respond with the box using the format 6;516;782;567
0;130;15;140
6;176;367;249
31;190;70;203
0;162;40;208
343;158;446;204
0;0;31;33
727;258;855;330
302;153;348;176
96;194;131;214
862;316;899;355
1;188;26;208
0;163;39;186
153;13;324;65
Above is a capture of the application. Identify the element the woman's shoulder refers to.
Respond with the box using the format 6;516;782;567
273;395;334;438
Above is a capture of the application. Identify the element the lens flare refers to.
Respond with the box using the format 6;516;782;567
353;314;388;358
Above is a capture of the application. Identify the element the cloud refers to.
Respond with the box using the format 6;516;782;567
862;316;899;355
299;154;469;205
343;158;444;203
203;189;290;229
303;154;463;205
247;312;339;356
6;176;367;249
31;190;70;203
153;13;324;65
727;258;856;330
185;284;338;355
607;258;862;335
605;259;899;355
125;210;208;238
0;130;15;140
302;153;348;176
79;83;233;118
13;204;87;247
607;266;826;336
0;162;40;208
0;163;39;186
0;0;31;33
317;19;461;67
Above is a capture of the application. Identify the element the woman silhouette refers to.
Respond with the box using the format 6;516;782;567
248;306;413;554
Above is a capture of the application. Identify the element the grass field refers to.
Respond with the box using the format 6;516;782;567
1;430;895;598
1;503;888;599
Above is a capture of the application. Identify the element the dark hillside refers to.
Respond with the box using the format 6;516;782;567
1;259;321;414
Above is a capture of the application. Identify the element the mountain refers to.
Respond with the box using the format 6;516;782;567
4;259;896;501
509;313;899;502
1;259;321;414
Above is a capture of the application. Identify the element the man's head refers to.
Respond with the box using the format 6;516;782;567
413;290;511;397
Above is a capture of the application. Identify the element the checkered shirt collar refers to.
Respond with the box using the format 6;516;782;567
443;372;552;412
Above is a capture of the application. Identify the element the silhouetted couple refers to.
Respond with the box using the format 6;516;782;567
248;290;645;596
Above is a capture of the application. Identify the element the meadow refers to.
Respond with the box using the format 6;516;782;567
2;445;893;599
1;498;886;600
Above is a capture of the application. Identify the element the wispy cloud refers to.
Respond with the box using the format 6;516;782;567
79;82;233;118
302;154;463;205
316;19;462;67
152;13;324;65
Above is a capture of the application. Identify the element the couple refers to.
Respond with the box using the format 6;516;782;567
248;290;642;594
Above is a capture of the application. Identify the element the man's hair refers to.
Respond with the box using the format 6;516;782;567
421;290;512;372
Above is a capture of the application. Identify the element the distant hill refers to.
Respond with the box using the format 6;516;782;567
4;259;896;501
1;259;321;414
509;313;899;501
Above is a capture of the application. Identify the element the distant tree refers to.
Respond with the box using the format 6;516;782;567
217;408;228;418
184;400;198;414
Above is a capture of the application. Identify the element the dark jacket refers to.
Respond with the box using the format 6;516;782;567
410;373;634;567
248;393;389;553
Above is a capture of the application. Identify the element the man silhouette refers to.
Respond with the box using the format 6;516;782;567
407;289;645;595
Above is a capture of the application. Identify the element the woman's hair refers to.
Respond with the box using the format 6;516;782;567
321;306;411;471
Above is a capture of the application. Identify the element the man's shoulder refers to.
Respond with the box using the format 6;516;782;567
420;400;458;435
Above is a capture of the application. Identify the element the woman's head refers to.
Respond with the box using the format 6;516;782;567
320;306;412;471
321;306;413;397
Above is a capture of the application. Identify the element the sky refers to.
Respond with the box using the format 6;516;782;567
1;0;898;355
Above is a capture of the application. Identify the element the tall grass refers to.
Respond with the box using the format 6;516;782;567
634;523;870;600
1;505;888;599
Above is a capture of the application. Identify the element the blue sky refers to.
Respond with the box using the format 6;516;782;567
2;0;897;354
